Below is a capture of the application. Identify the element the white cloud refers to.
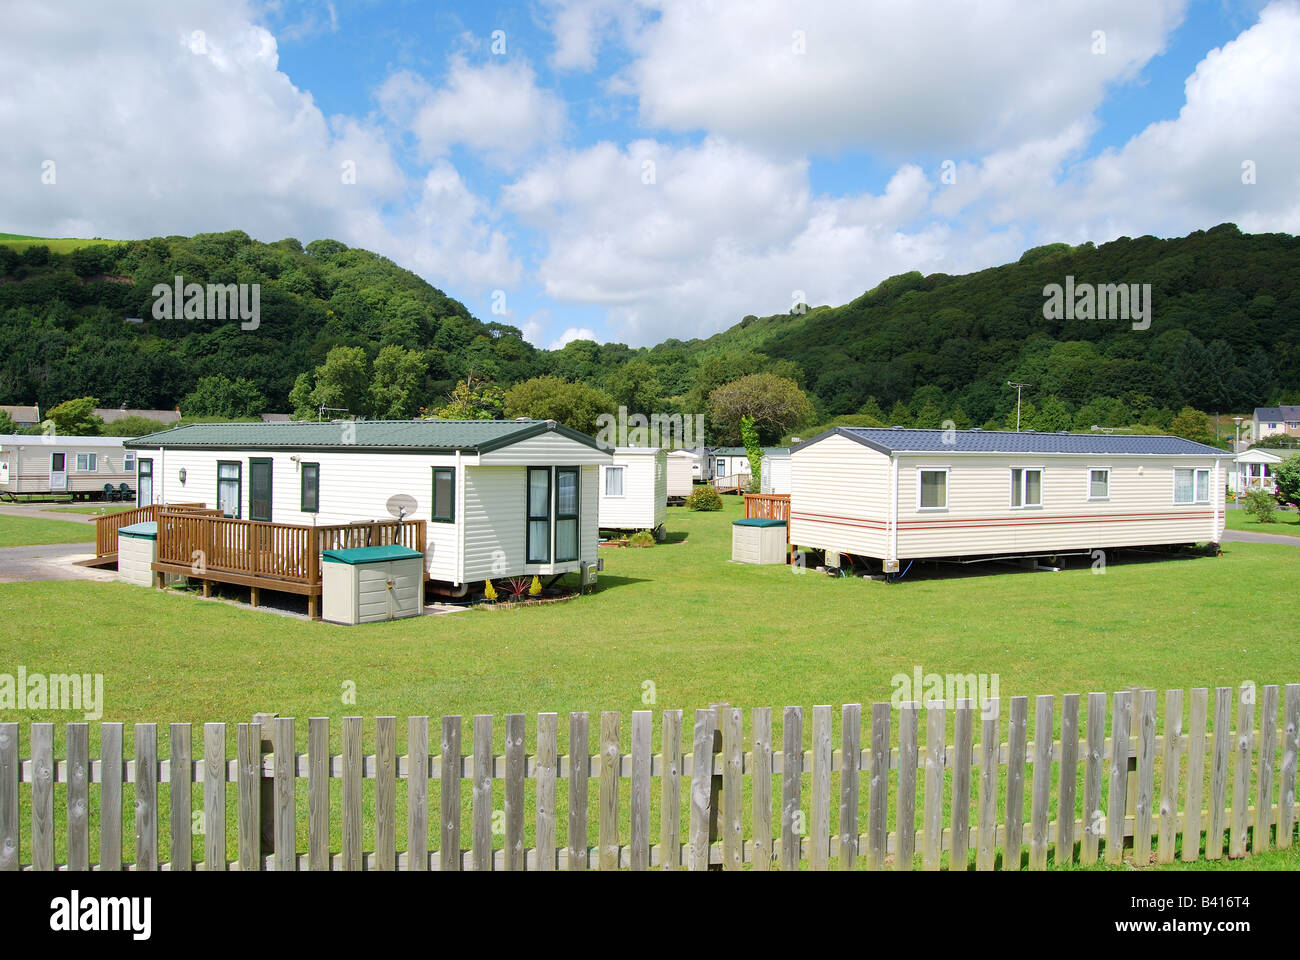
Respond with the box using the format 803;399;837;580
622;0;1186;155
387;56;567;165
551;326;601;348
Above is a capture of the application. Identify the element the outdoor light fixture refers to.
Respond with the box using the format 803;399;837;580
178;467;186;484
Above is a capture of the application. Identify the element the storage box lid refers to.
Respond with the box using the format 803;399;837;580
322;545;423;564
118;521;158;540
732;517;786;527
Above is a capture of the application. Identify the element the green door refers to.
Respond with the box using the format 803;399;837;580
249;458;273;522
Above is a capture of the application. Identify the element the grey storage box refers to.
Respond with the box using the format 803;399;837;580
117;521;159;586
731;517;788;565
321;545;424;625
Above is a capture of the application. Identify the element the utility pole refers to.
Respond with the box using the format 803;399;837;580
318;405;348;422
1007;382;1032;432
1233;416;1244;452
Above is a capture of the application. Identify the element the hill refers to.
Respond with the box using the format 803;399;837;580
0;224;1296;438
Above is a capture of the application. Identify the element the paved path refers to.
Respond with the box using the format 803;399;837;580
0;541;113;583
1221;530;1300;546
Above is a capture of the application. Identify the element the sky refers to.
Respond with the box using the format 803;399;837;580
2;0;1297;350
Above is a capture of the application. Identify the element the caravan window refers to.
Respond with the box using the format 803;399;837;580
75;453;97;472
218;461;242;517
526;467;551;563
1174;468;1210;504
555;468;579;562
431;467;454;522
1088;468;1110;500
917;468;948;510
124;452;136;473
301;463;320;513
138;458;153;506
1011;468;1043;508
604;465;624;497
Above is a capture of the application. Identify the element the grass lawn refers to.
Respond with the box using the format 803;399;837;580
0;232;124;254
1224;507;1300;536
2;496;1296;869
0;513;95;547
44;504;136;516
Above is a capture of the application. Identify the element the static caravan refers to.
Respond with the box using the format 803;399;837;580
665;449;697;500
789;427;1230;572
0;434;135;500
760;449;792;495
1228;448;1295;495
598;447;668;532
124;419;612;589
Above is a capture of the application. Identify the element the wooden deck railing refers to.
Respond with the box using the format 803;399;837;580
714;473;748;494
91;502;215;558
744;492;790;522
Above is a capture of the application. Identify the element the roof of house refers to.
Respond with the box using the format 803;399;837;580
791;427;1230;457
122;418;604;453
0;433;126;447
95;408;181;423
710;446;790;457
0;405;40;423
1254;406;1300;421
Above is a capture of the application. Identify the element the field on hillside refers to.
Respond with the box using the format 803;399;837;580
0;232;123;254
1;497;1296;869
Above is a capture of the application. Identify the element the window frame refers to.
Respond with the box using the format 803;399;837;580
51;452;66;473
300;462;320;513
123;451;136;474
526;466;552;564
1010;466;1044;509
431;466;455;523
248;457;273;523
554;466;580;563
1173;467;1211;505
603;464;625;498
137;457;153;506
74;452;97;472
217;460;243;519
916;466;949;512
1086;467;1110;502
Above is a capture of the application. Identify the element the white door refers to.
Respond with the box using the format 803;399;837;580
49;452;68;491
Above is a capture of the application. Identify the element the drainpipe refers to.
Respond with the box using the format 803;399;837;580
454;448;463;587
889;455;899;567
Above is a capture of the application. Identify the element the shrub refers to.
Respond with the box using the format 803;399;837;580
686;486;723;511
1243;489;1276;523
628;530;656;548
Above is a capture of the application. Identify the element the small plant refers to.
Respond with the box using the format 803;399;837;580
483;579;498;601
687;486;723;511
505;577;531;600
1243;488;1276;523
628;529;656;548
529;575;542;596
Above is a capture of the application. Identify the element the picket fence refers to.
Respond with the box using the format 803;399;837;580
1;684;1297;871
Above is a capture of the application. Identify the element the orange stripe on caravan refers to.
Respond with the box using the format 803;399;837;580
792;510;1213;531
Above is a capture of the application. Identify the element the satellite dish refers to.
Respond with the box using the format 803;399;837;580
386;493;418;520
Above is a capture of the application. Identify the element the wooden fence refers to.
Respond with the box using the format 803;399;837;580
2;684;1296;871
90;503;216;559
743;493;789;523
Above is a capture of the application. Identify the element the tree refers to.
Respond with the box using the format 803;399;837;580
707;373;815;444
0;409;15;434
1272;456;1300;507
1168;406;1216;446
180;375;267;419
1033;395;1072;432
858;396;885;421
740;415;762;490
913;401;943;430
431;375;505;420
45;396;103;435
604;358;661;414
887;401;912;427
1005;400;1037;431
503;376;615;435
369;345;428;419
307;346;370;419
101;415;170;437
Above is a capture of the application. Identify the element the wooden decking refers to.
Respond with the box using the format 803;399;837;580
713;473;747;494
152;512;427;620
88;502;218;565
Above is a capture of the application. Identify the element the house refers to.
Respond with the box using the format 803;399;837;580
788;427;1230;572
760;449;792;495
0;434;135;499
598;447;668;533
665;449;697;500
95;407;182;426
709;446;790;485
1252;406;1300;443
123;419;613;589
0;405;40;429
1230;447;1300;494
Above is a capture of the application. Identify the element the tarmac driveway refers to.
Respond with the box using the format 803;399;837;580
0;541;114;583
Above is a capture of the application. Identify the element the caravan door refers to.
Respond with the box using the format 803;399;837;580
50;452;68;492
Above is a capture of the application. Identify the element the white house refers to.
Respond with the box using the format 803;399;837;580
710;446;789;487
788;427;1230;573
665;449;697;499
760;449;792;495
1229;447;1298;494
123;419;613;589
598;447;667;532
0;434;135;499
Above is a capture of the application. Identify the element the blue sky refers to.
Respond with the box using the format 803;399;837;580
3;0;1297;348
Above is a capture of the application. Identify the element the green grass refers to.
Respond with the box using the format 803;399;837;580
43;504;136;516
1225;507;1300;536
0;513;94;546
0;232;124;254
2;497;1296;869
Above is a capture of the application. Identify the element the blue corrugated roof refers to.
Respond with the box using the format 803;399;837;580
793;427;1229;456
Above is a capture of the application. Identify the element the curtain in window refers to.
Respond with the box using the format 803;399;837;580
605;466;623;496
1195;469;1209;503
1089;470;1108;499
920;471;945;508
528;468;550;563
218;463;240;517
555;469;578;562
1174;469;1194;503
1025;470;1042;505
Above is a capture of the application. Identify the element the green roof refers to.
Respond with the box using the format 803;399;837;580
124;419;602;453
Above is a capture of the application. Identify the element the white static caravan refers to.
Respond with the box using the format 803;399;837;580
123;419;612;589
598;447;668;532
789;427;1231;572
665;449;697;499
0;434;135;500
760;450;792;495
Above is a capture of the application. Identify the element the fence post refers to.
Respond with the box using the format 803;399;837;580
708;702;727;870
1124;685;1141;850
253;712;277;856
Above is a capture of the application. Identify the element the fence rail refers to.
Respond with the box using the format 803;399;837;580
2;684;1296;871
743;493;790;522
91;503;216;558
